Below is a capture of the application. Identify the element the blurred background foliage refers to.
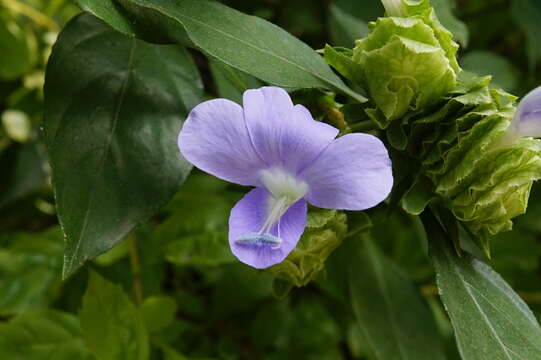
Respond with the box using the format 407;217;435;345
1;0;541;359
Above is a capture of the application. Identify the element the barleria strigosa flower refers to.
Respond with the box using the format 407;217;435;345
508;85;541;140
178;87;393;269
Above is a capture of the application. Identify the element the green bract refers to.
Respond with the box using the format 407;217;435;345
397;73;541;251
268;209;347;289
352;4;459;128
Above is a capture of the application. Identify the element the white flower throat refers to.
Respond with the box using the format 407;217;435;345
235;168;308;248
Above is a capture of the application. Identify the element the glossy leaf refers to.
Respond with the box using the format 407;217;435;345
348;236;446;360
425;212;541;360
0;310;93;359
44;13;201;278
80;271;149;360
76;0;367;102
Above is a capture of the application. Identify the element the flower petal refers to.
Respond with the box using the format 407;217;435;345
178;98;264;186
301;133;393;210
512;85;541;138
229;187;307;269
243;87;339;173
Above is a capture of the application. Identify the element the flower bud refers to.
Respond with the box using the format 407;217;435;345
352;3;460;128
268;209;347;289
507;85;541;140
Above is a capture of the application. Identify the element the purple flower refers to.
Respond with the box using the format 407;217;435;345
511;85;541;138
178;87;393;269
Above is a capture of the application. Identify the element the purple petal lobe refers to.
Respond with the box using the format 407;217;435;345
301;133;393;210
229;187;307;269
178;98;264;186
512;85;541;138
243;87;338;173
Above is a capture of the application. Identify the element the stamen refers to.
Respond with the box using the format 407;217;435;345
235;232;282;249
234;168;308;251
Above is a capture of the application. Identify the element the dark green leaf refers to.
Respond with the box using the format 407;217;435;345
0;310;93;359
511;0;541;70
0;142;47;209
80;270;149;360
44;13;201;278
328;3;368;47
77;0;367;102
209;60;262;104
348;236;446;360
425;211;541;360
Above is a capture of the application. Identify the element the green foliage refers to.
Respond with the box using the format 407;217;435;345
77;0;367;103
0;227;63;315
347;236;446;360
0;10;37;80
81;271;149;360
44;13;200;278
391;72;541;251
3;0;541;359
426;212;541;359
0;310;93;359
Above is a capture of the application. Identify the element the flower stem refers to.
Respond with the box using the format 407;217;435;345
380;0;407;17
0;0;60;32
129;235;143;306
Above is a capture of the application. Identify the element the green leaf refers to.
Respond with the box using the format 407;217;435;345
208;59;263;104
348;236;446;360
511;0;541;70
431;0;469;47
424;211;541;360
461;51;519;91
80;271;149;360
0;310;93;359
155;174;238;267
140;296;177;332
323;45;364;85
0;227;63;315
328;3;369;47
0;142;47;209
77;0;367;102
0;10;37;80
43;13;202;278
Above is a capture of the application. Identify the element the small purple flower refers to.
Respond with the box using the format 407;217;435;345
178;87;393;269
511;85;541;138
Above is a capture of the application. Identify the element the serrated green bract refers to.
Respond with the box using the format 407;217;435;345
268;209;347;288
397;73;541;250
352;6;459;127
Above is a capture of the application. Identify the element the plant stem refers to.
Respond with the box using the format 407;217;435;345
129;235;143;306
0;0;59;32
